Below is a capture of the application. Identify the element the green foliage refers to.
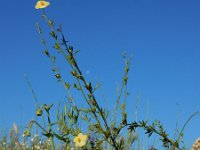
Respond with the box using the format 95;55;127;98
1;2;199;150
23;5;200;150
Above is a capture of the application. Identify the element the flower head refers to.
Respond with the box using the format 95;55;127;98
192;138;200;150
74;133;88;147
35;0;50;9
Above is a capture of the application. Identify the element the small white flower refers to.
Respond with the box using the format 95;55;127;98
39;140;42;145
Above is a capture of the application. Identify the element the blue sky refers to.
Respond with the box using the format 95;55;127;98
0;0;200;147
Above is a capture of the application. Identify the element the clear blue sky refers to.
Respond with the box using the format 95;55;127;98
0;0;199;147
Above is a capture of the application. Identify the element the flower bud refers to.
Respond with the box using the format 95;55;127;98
44;104;53;112
71;71;77;76
23;130;31;137
36;107;43;116
55;73;61;79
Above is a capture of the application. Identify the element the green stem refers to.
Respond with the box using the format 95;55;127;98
47;111;55;150
50;135;55;150
31;120;48;133
177;111;200;142
40;12;119;149
60;31;119;149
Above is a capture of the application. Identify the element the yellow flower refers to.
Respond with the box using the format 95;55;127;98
74;133;88;147
192;138;200;150
35;0;50;9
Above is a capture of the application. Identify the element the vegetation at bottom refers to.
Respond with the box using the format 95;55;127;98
0;1;199;150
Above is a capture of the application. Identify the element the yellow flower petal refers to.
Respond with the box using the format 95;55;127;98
73;137;79;143
73;133;88;147
35;1;50;9
79;134;87;141
78;141;86;147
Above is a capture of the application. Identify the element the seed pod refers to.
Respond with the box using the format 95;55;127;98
55;73;61;79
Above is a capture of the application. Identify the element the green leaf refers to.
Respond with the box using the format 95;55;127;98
53;43;61;51
49;31;57;40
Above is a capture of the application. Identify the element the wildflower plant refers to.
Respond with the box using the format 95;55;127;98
21;1;200;150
